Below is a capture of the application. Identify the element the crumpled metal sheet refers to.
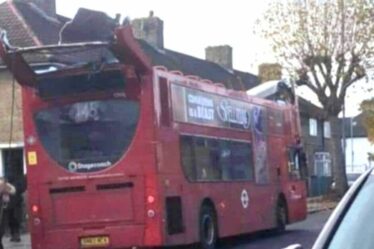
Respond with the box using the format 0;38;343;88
60;8;118;43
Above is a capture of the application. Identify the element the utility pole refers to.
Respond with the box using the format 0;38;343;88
340;0;347;174
342;102;346;164
350;117;354;172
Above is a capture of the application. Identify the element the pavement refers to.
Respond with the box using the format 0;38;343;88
3;234;30;249
307;196;338;213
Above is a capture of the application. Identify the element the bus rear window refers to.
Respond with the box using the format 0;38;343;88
34;99;139;173
37;70;125;99
180;135;254;182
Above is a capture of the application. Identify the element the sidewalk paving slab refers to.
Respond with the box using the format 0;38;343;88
3;234;30;249
307;196;338;213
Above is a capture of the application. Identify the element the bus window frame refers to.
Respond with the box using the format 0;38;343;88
179;133;255;184
287;147;302;180
158;76;171;127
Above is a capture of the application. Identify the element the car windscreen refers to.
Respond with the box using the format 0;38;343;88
326;174;374;249
34;99;139;173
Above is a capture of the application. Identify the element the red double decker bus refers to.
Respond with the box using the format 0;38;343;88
0;26;306;249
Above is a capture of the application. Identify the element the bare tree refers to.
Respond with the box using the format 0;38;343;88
257;0;374;196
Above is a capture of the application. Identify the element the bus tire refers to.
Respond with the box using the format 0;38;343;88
199;205;218;249
276;199;287;233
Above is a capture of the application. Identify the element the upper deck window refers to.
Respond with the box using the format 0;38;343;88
37;69;125;99
19;43;119;75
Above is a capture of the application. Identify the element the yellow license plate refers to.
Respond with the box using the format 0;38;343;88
80;236;109;248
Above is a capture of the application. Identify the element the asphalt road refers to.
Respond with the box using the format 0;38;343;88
221;210;332;249
3;210;332;249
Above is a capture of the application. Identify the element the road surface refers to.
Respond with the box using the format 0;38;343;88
3;210;332;249
222;210;332;249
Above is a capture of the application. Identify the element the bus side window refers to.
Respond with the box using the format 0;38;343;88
219;140;231;180
228;142;254;181
288;148;301;180
159;77;170;127
180;136;196;181
180;135;254;182
195;138;221;181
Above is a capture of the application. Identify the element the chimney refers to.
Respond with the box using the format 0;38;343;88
131;11;164;49
24;0;56;17
258;63;282;83
205;45;233;69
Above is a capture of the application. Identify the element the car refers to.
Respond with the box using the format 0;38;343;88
284;168;374;249
347;173;361;187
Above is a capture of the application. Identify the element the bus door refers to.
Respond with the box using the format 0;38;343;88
246;106;276;230
285;147;307;222
266;136;288;224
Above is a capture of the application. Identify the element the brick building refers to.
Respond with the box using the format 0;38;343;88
299;98;333;196
0;0;64;179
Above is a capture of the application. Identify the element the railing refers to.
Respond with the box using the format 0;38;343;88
346;164;371;174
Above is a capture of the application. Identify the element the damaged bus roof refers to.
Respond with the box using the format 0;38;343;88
0;25;152;87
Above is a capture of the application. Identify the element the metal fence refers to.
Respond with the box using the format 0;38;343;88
346;164;371;174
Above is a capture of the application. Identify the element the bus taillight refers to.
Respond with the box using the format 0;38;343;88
146;195;156;218
147;195;155;204
31;204;39;214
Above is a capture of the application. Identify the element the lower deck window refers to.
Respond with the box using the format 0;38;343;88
288;147;308;180
180;135;254;182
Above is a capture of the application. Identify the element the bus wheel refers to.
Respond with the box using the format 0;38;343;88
276;200;287;233
199;205;218;249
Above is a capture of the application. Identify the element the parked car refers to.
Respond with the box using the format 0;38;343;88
284;168;374;249
347;173;361;187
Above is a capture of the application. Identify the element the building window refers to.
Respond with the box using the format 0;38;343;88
314;152;332;177
309;118;317;136
2;148;24;178
324;121;331;138
180;135;254;182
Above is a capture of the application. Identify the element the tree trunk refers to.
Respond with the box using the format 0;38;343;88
328;115;348;196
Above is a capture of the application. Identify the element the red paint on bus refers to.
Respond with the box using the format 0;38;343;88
0;26;306;249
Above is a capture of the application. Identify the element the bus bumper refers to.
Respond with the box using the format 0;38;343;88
34;225;148;249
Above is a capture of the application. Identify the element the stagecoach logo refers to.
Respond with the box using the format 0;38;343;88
240;189;249;209
68;161;111;172
68;161;78;172
217;99;251;129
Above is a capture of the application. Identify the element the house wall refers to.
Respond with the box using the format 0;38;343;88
300;115;331;173
0;70;25;176
0;71;24;143
345;137;374;174
300;113;333;196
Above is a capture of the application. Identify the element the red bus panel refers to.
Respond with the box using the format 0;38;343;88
0;25;307;249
